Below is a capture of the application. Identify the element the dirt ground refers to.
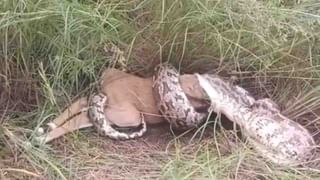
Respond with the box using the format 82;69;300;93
0;72;239;179
1;64;319;180
1;118;225;179
0;57;230;179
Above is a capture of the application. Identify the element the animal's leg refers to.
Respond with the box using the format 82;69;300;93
41;97;88;132
35;112;93;143
88;93;147;140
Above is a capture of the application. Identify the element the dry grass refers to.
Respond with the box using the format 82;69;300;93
1;0;320;179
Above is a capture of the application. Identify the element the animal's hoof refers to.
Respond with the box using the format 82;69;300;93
36;122;55;136
36;127;45;136
47;122;58;130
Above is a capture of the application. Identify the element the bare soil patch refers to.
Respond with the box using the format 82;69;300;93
0;61;41;119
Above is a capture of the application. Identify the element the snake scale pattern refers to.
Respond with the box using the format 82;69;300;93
88;93;147;140
87;45;316;166
196;74;316;166
152;64;208;130
87;63;207;138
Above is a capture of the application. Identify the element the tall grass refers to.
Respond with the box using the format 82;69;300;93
1;0;320;179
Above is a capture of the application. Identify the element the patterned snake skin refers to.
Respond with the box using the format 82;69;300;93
88;63;207;139
87;93;147;140
152;64;208;130
87;44;148;140
88;44;316;166
196;73;316;166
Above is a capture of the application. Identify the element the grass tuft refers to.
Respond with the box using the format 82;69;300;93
1;0;320;179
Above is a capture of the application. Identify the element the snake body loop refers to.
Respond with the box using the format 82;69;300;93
152;64;208;130
196;73;316;166
87;45;316;166
87;93;147;140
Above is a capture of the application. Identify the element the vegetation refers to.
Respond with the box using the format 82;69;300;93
1;0;319;179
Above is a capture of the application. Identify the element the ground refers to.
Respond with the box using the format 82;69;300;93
1;74;319;179
1;0;320;179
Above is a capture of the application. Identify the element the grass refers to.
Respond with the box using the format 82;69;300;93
1;0;320;179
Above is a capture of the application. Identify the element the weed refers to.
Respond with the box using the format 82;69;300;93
1;0;320;179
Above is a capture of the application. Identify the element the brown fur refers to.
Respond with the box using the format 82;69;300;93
37;68;208;143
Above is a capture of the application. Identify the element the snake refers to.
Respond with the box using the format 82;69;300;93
196;73;316;166
87;63;208;139
88;64;316;166
152;63;209;130
87;44;316;166
87;92;147;140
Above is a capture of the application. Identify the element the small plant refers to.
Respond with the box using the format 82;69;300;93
1;0;319;179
